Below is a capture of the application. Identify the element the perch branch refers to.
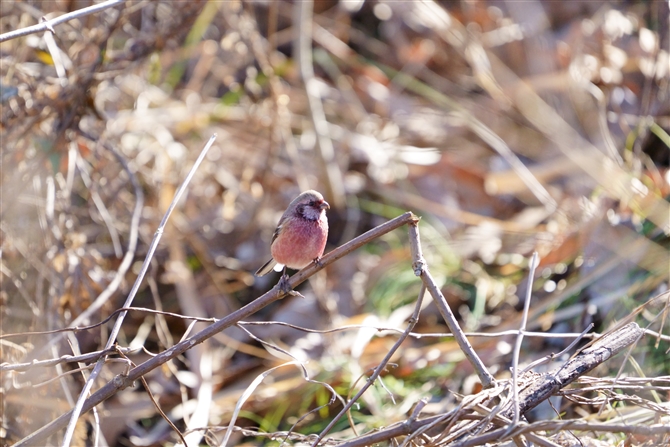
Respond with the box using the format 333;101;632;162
14;211;417;446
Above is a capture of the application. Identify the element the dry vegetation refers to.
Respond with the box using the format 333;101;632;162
1;0;670;446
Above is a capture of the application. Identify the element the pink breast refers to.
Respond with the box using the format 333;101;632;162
271;217;328;269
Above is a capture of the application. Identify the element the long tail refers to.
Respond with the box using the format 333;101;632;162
255;258;277;276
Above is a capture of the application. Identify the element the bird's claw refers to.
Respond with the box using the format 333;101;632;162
278;273;292;294
313;257;323;268
276;273;305;298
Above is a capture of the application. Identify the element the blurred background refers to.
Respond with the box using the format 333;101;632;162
1;0;669;445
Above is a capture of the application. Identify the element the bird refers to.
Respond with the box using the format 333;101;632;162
256;190;330;291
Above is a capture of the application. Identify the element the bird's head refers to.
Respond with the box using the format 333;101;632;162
291;190;330;221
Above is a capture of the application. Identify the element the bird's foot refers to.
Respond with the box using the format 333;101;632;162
277;273;304;298
313;257;324;268
278;273;293;294
277;266;299;296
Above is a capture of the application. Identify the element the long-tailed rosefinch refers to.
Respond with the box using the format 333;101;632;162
256;190;330;289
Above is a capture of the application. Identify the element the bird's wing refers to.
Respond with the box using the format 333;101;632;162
270;223;282;245
271;210;290;245
255;257;277;276
256;215;285;276
256;210;290;276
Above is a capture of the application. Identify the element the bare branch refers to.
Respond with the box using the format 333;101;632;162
411;219;496;389
13;211;417;447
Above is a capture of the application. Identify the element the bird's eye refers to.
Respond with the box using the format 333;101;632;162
308;201;315;206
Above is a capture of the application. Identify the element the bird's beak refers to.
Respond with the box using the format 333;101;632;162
320;201;330;210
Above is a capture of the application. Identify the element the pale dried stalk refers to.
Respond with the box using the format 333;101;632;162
60;134;217;447
294;0;345;208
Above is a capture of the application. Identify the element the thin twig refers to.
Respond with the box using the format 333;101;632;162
0;307;218;342
310;284;427;447
0;0;126;43
29;133;144;360
1;346;136;372
60;134;217;447
0;315;605;373
411;220;496;388
219;361;301;447
0;308;606;343
240;320;603;341
115;347;188;446
510;252;539;427
14;363;93;389
221;329;345;446
345;363;398;436
522;323;594;374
